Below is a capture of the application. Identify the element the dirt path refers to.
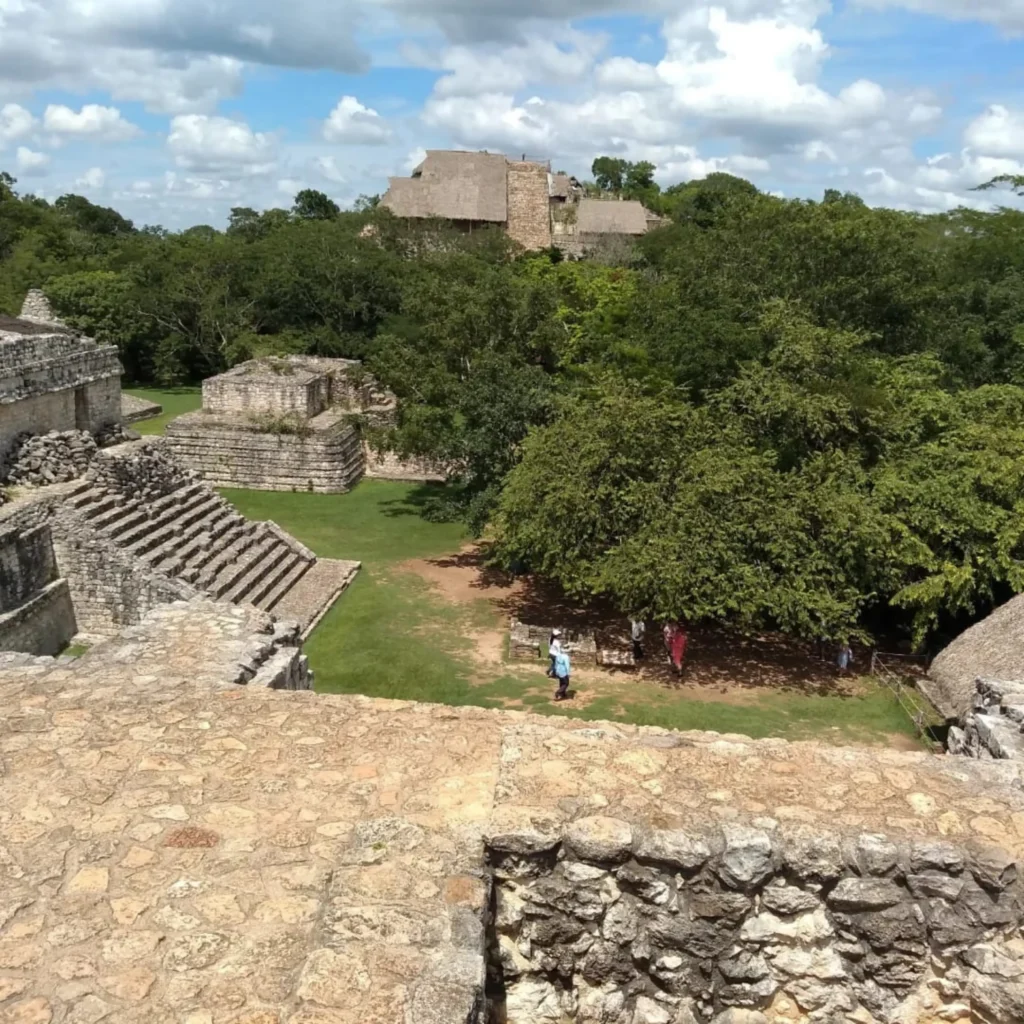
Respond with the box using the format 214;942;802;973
399;544;865;709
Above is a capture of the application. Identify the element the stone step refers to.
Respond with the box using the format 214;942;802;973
80;493;122;521
177;495;227;535
184;522;250;572
175;510;233;564
66;486;106;510
194;529;261;591
90;498;143;533
125;518;179;558
147;482;207;518
222;542;294;605
211;537;286;601
102;506;151;542
254;555;312;612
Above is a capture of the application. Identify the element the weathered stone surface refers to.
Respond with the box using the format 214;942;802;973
848;834;901;877
828;877;906;911
633;829;712;871
566;817;634;863
760;883;821;916
967;970;1024;1021
716;827;774;890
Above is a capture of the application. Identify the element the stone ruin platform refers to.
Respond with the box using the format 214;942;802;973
164;356;445;493
3;600;1024;1023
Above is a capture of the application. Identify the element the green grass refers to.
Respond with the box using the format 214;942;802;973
124;387;202;435
214;458;934;746
58;642;91;659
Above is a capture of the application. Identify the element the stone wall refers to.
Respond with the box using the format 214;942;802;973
0;577;76;654
18;288;64;325
120;392;163;423
165;412;366;492
202;363;328;419
0;329;122;463
49;509;196;636
0;520;56;608
362;441;447;482
488;817;1024;1023
507;160;554;251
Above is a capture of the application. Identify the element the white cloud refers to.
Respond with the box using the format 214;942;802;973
0;103;35;150
43;103;140;140
964;105;1024;160
323;96;393;145
314;155;347;183
167;114;277;175
75;167;106;189
855;0;1024;35
16;146;49;176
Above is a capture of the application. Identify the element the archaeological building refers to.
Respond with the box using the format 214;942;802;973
380;150;659;253
164;355;444;492
2;288;1024;1024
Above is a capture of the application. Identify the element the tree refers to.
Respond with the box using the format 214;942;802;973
591;157;629;193
54;194;134;236
292;189;340;221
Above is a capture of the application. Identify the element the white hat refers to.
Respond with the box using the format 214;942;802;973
552;629;562;637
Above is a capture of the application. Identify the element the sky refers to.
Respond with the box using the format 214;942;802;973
0;0;1022;228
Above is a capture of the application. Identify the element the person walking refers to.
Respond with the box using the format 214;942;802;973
553;647;572;701
630;619;646;662
663;621;677;663
547;629;563;678
837;642;853;674
670;623;688;674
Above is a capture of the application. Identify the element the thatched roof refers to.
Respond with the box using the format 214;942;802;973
381;150;508;223
926;593;1024;719
576;198;649;235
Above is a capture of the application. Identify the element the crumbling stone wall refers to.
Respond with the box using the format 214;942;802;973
18;288;65;325
949;677;1024;760
507;160;554;251
0;322;122;463
0;578;76;654
487;817;1024;1024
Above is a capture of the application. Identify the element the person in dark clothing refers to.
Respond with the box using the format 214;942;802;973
631;619;645;662
553;648;571;701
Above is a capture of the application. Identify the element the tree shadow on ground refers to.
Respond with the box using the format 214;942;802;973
377;483;452;517
422;547;858;698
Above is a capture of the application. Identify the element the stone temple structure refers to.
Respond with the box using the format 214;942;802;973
165;356;443;492
0;290;122;466
0;292;358;657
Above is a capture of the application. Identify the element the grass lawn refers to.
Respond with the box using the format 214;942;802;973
124;387;202;435
226;480;934;748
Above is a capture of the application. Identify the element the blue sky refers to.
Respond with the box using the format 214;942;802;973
0;0;1022;227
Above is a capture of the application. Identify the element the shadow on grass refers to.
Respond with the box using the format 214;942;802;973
377;483;452;517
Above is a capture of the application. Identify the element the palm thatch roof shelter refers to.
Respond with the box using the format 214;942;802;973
576;198;650;235
924;593;1024;719
382;150;508;223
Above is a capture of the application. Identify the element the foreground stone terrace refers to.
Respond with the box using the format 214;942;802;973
2;601;1024;1023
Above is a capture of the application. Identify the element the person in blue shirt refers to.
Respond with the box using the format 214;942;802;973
553;648;571;701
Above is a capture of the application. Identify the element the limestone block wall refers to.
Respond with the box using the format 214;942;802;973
488;818;1024;1024
50;508;196;636
362;442;447;482
949;677;1024;759
202;367;327;419
165;413;365;492
0;520;56;609
507;161;554;251
0;578;76;654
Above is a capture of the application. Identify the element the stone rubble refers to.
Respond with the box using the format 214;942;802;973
949;677;1024;760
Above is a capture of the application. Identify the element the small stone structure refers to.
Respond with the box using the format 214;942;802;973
510;617;599;665
2;629;1024;1024
165;355;444;492
0;292;122;466
0;439;359;652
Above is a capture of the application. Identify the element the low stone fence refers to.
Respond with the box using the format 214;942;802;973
509;618;598;666
949;676;1024;759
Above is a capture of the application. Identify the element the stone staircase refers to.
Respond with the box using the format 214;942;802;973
63;477;314;615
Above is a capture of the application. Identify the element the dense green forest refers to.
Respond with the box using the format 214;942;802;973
3;165;1024;650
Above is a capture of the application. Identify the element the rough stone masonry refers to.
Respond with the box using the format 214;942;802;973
1;598;1024;1024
